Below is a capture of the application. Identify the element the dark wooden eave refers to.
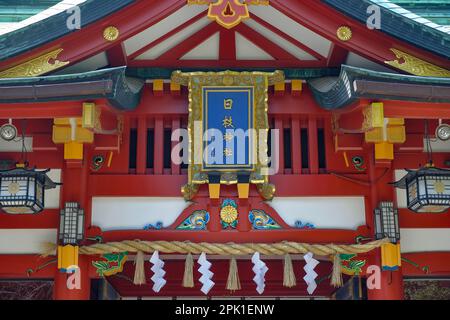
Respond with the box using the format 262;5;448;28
0;66;144;110
309;65;450;110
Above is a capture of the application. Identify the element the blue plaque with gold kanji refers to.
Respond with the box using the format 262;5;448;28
202;86;254;171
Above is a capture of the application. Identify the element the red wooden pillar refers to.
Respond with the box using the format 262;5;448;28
291;117;302;174
54;255;91;300
136;117;147;175
308;117;319;174
171;118;181;175
275;119;284;174
366;150;404;300
54;146;91;300
208;200;222;232
323;117;334;170
367;250;404;300
154;117;164;175
238;199;251;232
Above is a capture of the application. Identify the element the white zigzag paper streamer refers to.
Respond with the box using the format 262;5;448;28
150;251;166;293
198;252;215;295
252;252;269;295
303;252;319;295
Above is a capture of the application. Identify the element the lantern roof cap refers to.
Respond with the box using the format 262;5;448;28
393;166;450;189
0;166;59;189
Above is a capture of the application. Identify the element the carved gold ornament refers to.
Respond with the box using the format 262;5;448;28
220;205;238;224
103;26;120;42
257;183;276;201
181;183;200;201
337;26;352;42
0;49;69;78
385;48;450;77
187;0;269;29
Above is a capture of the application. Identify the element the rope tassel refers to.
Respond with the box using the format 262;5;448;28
283;254;297;288
182;253;194;288
133;251;146;286
331;254;343;288
226;257;241;292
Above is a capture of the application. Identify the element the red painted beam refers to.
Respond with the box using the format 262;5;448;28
0;209;59;229
398;209;450;228
0;255;57;279
106;43;128;67
383;101;450;119
128;86;329;117
0;100;87;119
90;175;188;196
93;225;370;244
219;29;236;61
271;174;371;197
90;174;372;197
402;252;450;277
327;43;349;67
128;59;326;68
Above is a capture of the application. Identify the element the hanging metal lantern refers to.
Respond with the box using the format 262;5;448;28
59;202;85;245
394;166;450;213
374;201;400;243
0;165;59;214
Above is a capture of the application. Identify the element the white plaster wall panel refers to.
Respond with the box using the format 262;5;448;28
54;52;109;75
267;197;366;230
0;137;33;152
400;228;450;253
125;5;206;56
45;169;61;209
395;169;409;209
235;33;274;60
135;18;212;60
244;19;317;60
0;229;57;254
249;5;332;57
181;32;220;60
346;52;395;73
92;197;190;231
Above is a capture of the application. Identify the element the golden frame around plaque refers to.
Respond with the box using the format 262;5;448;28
172;70;284;201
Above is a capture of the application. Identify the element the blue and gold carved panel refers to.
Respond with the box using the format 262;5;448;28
249;209;281;230
202;87;254;171
177;210;210;230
